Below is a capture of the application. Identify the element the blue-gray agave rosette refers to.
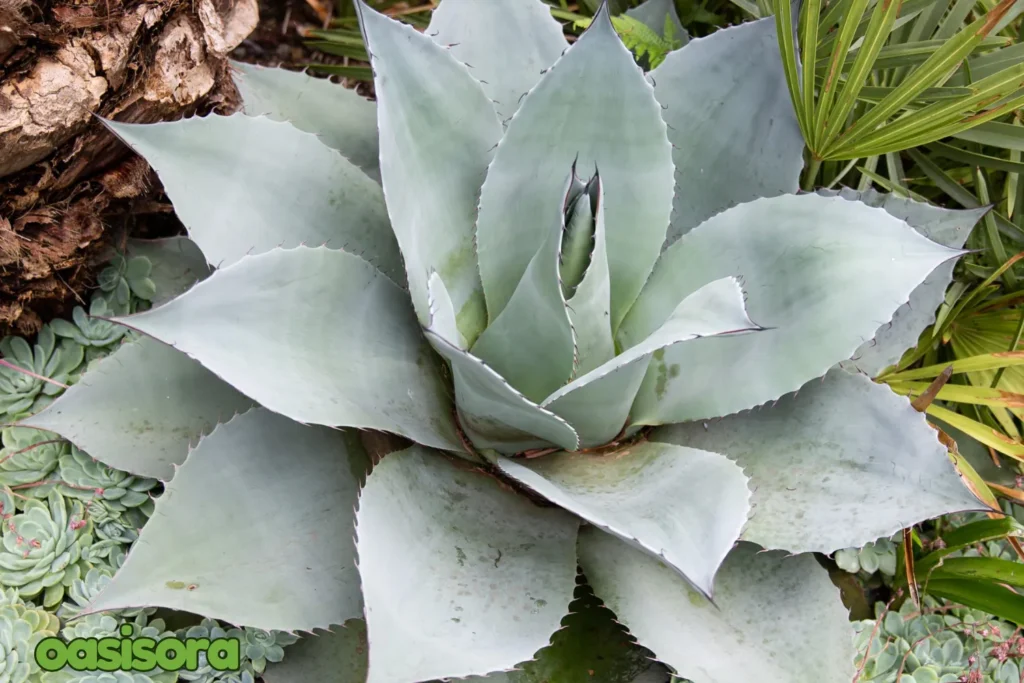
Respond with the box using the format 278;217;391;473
20;1;987;681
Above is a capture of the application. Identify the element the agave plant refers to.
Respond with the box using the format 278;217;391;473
23;1;990;681
58;566;154;620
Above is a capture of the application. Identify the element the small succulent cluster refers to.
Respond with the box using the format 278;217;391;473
176;619;297;683
835;537;900;578
854;596;1023;683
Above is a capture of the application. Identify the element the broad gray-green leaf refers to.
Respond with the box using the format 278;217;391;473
471;171;576;402
358;1;503;346
475;4;674;332
105;114;401;281
231;61;380;180
495;440;749;599
566;175;614;377
427;0;568;121
425;329;579;453
545;277;758;447
650;16;803;243
655;369;982;553
355;446;578;683
87;408;367;631
579;532;856;683
619;193;964;425
115;246;462;453
626;0;687;45
263;621;368;683
123;236;211;305
460;581;671;683
560;178;595;301
820;188;988;377
21;336;254;480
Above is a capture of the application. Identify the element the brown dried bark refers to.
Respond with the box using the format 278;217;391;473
0;0;258;336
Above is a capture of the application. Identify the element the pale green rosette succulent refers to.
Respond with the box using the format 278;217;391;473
42;673;161;683
58;447;158;514
57;567;154;621
176;619;296;683
50;296;129;356
98;255;157;309
0;427;68;498
0;586;59;683
24;0;990;681
0;489;92;608
0;325;83;421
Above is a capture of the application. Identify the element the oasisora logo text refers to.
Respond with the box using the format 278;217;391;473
35;624;241;673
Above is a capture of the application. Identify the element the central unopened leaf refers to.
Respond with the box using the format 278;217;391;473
470;171;577;402
475;4;674;331
87;409;367;632
496;439;750;598
619;193;965;424
115;246;462;452
355;446;579;683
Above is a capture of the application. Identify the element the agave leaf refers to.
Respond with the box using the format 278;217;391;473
544;277;759;447
425;329;579;453
426;0;568;121
495;439;749;599
565;176;615;377
426;271;466;350
626;0;687;44
650;16;804;244
821;188;988;377
357;1;503;346
475;4;674;332
619;193;964;425
471;171;576;402
105;115;402;282
460;581;671;683
87;409;367;631
231;61;381;180
655;369;981;553
579;531;856;683
123;237;211;305
114;247;462;453
22;337;254;480
355;446;578;683
262;621;368;683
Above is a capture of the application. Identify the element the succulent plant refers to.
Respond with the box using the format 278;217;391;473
835;537;899;576
176;619;295;683
42;672;162;683
0;325;83;421
58;447;158;514
0;426;67;496
0;589;59;683
98;255;157;308
26;1;988;681
58;566;154;621
0;488;93;608
50;295;129;353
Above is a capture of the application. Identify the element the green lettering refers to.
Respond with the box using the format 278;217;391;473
66;638;98;670
184;638;211;671
132;638;158;671
34;637;67;672
207;638;240;671
97;638;121;672
155;639;187;671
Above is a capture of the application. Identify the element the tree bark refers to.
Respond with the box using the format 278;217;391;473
0;0;258;336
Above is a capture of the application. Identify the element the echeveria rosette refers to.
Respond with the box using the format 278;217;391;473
57;566;154;620
176;618;296;683
0;426;68;499
57;446;158;513
0;593;59;683
0;325;83;421
0;489;93;608
22;1;987;682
